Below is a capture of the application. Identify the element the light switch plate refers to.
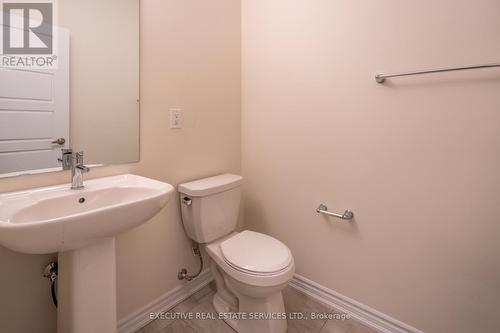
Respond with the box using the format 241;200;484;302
170;108;182;129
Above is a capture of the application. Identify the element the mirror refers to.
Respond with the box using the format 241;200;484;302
0;0;139;177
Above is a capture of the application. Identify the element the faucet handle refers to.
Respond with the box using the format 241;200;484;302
76;165;90;173
74;152;89;173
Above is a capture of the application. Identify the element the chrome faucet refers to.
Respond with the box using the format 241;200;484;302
59;149;90;190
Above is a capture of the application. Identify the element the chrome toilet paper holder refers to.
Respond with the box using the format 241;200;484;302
316;204;354;221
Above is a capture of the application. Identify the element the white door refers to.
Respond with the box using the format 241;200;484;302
0;30;69;175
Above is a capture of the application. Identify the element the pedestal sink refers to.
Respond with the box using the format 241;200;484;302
0;174;174;333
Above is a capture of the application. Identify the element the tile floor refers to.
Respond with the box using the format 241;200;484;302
137;282;377;333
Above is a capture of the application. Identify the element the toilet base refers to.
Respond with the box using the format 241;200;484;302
211;289;288;333
212;292;239;331
210;262;288;333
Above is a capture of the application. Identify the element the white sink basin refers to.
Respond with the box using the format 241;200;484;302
0;174;173;254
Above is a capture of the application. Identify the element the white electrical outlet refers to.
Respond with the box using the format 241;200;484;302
170;108;182;129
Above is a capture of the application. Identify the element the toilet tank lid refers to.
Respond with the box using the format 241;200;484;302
178;174;243;197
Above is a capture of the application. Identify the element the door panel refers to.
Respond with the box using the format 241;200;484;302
0;151;59;175
0;29;69;174
0;111;54;140
0;70;53;101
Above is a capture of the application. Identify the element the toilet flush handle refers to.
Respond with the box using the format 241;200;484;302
182;197;192;206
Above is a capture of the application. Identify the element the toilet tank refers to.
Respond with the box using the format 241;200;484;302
178;174;243;243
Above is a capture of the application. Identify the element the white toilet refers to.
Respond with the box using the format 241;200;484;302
179;174;295;333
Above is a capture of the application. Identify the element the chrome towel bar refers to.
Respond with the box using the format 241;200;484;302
375;62;500;83
316;204;354;221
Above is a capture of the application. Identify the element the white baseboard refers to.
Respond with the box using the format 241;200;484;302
117;269;423;333
289;274;425;333
117;269;213;333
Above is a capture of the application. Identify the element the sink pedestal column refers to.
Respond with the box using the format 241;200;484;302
58;238;117;333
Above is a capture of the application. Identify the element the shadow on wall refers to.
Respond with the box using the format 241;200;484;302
317;214;361;237
242;194;270;234
0;248;57;333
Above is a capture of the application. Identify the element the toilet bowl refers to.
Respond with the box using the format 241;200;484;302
178;175;295;333
206;231;295;332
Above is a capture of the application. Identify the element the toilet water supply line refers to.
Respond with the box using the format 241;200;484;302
178;243;204;281
43;261;58;308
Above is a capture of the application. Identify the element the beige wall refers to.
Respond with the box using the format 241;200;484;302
242;1;500;333
0;0;241;331
0;249;57;333
116;0;241;319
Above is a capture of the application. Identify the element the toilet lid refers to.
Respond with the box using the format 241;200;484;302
220;231;292;274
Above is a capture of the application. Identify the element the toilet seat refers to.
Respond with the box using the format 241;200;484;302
206;231;295;288
220;231;292;275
